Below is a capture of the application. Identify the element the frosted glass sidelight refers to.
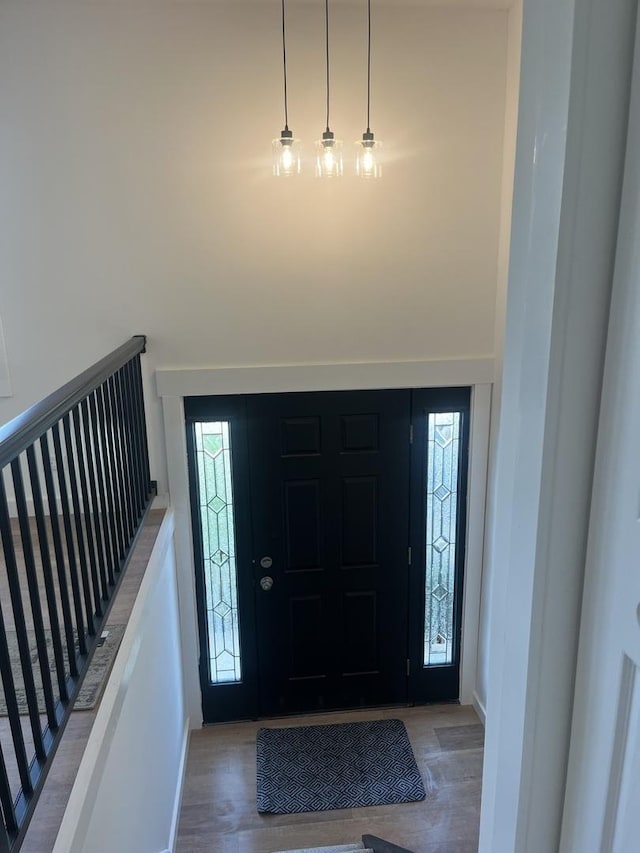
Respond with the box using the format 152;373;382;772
423;412;461;667
195;421;242;684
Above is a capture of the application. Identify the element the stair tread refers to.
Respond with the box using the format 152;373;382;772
362;835;416;853
272;845;367;853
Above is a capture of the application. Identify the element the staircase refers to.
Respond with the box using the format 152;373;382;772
273;837;414;853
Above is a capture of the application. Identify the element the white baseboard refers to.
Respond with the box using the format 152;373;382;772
472;689;487;726
168;718;191;853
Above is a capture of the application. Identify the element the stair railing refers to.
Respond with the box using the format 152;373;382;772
0;336;154;851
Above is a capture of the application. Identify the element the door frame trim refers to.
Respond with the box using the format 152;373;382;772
159;359;493;728
462;383;492;706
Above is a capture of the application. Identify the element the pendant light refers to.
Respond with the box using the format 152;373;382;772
356;0;382;178
316;0;343;177
273;0;301;177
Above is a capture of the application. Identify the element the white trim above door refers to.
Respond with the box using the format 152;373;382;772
155;357;494;398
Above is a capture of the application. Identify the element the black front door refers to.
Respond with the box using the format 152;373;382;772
247;391;410;716
186;387;470;723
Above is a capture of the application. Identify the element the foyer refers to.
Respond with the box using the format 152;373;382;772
176;705;483;853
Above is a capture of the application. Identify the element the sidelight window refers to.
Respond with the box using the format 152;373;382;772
423;411;461;667
194;421;242;684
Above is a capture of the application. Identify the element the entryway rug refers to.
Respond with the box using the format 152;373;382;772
0;624;126;715
256;718;426;814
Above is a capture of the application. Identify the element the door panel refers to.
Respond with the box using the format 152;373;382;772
247;391;411;716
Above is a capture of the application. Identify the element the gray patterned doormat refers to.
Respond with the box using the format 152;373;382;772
0;624;126;715
256;719;426;814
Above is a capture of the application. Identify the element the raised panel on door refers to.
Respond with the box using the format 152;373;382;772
284;480;322;571
341;591;378;675
341;476;378;568
289;595;326;678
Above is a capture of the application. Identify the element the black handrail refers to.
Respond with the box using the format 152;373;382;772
0;336;146;466
0;335;154;851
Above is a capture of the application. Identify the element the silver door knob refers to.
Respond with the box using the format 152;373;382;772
260;576;274;591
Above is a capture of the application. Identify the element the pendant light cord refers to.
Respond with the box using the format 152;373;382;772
282;0;289;131
325;0;330;132
367;0;371;133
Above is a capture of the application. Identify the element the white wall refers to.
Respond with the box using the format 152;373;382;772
53;511;189;853
0;0;508;495
0;315;11;398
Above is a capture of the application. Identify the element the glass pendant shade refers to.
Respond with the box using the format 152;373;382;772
356;1;383;179
356;133;382;178
316;131;343;178
274;1;300;177
273;131;301;177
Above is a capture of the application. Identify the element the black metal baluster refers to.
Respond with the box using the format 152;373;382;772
0;736;17;841
102;379;127;571
87;393;115;588
123;361;144;520
79;400;110;600
0;827;11;853
0;473;46;761
0;824;11;853
95;386;122;572
82;392;115;588
64;412;101;627
40;431;79;677
51;419;93;652
133;354;151;497
71;406;105;612
26;445;69;703
120;365;142;524
0;585;32;798
112;371;135;543
129;357;148;506
12;458;58;732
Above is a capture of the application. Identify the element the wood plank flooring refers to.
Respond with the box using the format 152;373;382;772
177;704;483;853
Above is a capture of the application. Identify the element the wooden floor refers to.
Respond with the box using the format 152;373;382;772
176;704;484;853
